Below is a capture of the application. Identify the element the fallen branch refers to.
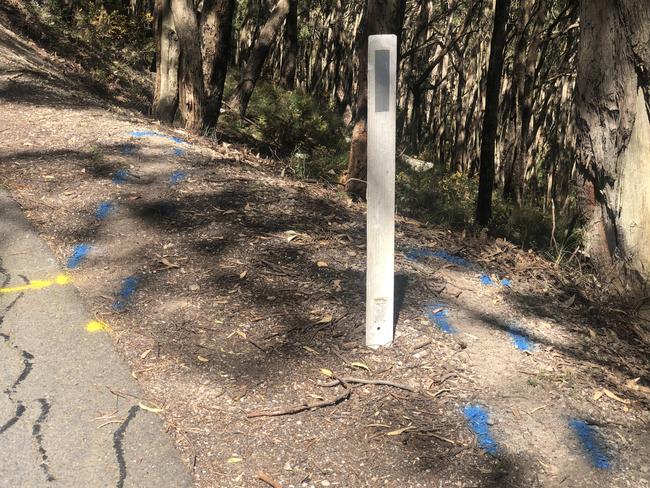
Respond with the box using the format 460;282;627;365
247;390;351;418
319;377;416;393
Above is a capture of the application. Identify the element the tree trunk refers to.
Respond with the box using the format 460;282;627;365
201;0;236;127
475;0;511;226
503;0;531;205
153;0;180;122
228;0;291;117
344;0;406;199
280;0;298;89
171;0;205;131
576;0;650;287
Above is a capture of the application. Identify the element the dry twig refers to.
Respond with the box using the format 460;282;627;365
319;377;416;392
258;471;283;488
247;390;351;418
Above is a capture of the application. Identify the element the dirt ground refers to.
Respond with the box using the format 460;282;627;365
1;19;649;488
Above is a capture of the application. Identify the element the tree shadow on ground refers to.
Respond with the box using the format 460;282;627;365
3;139;648;486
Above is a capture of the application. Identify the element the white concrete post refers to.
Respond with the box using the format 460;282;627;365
366;35;397;347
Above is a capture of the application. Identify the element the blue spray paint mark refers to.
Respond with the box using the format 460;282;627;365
480;274;512;287
95;202;114;220
425;303;457;334
569;420;611;469
480;274;495;285
112;276;140;311
171;148;186;157
169;170;187;185
131;130;159;138
112;169;129;184
66;244;91;269
406;249;475;268
130;130;188;145
463;405;498;455
121;143;137;156
506;325;535;352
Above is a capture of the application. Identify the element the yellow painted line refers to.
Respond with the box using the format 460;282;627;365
86;320;112;333
0;274;71;294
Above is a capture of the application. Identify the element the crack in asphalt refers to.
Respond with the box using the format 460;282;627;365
5;350;34;397
0;402;26;435
33;398;55;482
0;265;54;483
113;404;140;488
0;271;31;435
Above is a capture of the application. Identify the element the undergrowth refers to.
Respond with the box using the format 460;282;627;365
396;163;581;256
219;72;348;180
3;0;153;106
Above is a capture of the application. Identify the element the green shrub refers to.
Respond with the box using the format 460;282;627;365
396;163;581;254
221;74;348;180
397;167;478;228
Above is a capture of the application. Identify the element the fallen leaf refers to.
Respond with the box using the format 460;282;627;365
593;390;605;401
316;261;328;268
316;314;333;324
227;457;243;464
197;355;210;363
385;426;415;436
625;377;650;395
320;368;334;377
239;270;247;279
138;402;164;413
236;331;247;339
159;257;179;269
603;388;630;404
425;388;450;400
351;361;370;371
140;349;152;359
307;393;325;400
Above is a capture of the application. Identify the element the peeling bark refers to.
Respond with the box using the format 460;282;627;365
576;0;650;287
171;0;205;132
153;0;180;122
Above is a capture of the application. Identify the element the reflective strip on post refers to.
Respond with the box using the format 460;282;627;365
366;34;397;348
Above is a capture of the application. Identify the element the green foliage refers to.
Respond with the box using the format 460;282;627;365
70;5;154;60
27;1;153;63
397;166;479;228
17;0;154;105
221;73;348;180
396;163;582;254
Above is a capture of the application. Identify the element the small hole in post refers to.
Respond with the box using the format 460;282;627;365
377;327;381;330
